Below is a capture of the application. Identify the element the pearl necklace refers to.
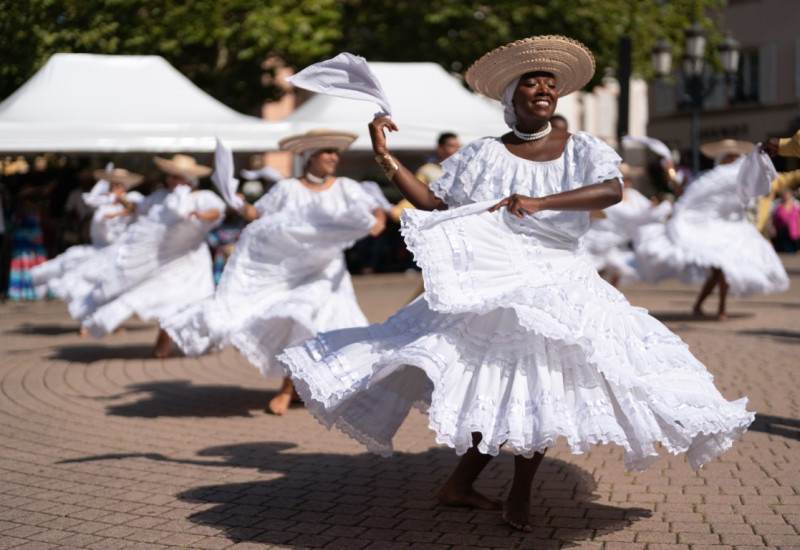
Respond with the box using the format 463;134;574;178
305;172;326;185
513;121;552;141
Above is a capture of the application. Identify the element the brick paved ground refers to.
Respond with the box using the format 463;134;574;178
1;257;798;549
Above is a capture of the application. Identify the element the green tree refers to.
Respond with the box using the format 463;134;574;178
0;0;342;115
0;0;728;114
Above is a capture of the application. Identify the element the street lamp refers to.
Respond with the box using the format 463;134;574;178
651;24;740;173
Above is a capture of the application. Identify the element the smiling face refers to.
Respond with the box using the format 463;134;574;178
307;148;340;178
513;71;559;128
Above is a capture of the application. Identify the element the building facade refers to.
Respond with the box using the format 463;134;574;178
648;0;800;169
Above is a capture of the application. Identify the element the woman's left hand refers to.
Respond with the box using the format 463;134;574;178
489;194;541;218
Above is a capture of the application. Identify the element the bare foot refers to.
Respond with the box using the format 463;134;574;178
79;326;89;338
717;313;727;321
503;499;532;532
436;486;502;510
268;392;292;415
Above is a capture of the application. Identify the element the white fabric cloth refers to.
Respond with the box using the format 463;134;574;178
240;166;282;182
359;180;392;212
622;135;673;165
162;177;378;378
737;143;777;205
210;138;244;210
31;191;144;301
584;189;672;285
279;132;754;471
634;159;789;295
286;52;392;118
67;185;225;337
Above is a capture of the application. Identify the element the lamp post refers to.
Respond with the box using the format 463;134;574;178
651;24;740;173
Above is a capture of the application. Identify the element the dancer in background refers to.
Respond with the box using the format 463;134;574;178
279;37;754;532
163;130;386;415
584;162;672;286
68;154;225;357
31;166;144;329
634;139;789;320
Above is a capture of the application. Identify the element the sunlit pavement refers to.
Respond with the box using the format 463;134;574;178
1;258;798;549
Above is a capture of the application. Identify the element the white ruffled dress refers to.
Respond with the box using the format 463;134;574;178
31;192;143;301
279;133;755;471
634;160;789;295
162;177;378;378
68;185;225;337
584;188;672;284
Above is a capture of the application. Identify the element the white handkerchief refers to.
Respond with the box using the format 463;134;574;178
211;138;244;210
737;143;777;204
622;135;673;163
240;166;283;182
286;52;392;119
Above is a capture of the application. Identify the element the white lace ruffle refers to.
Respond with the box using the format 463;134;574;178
280;202;755;471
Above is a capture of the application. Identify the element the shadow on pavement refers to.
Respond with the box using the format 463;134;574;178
749;413;800;441
97;380;272;418
646;311;753;323
738;329;800;344
60;442;651;548
48;344;157;362
7;322;148;336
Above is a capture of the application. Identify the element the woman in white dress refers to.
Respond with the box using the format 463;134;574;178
278;36;755;532
634;140;789;320
67;154;225;357
162;129;387;415
31;166;145;326
583;163;672;286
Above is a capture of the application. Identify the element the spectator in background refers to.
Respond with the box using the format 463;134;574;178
770;188;800;253
550;113;568;131
389;132;460;223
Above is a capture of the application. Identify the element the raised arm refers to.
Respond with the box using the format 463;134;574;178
369;117;447;212
489;179;623;218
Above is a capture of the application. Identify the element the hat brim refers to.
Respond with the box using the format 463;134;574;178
699;140;754;159
153;157;212;178
92;169;144;188
465;35;595;101
278;130;358;155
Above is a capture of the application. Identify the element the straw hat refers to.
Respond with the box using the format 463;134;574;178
153;154;212;178
699;139;754;159
92;167;144;188
465;35;595;100
278;129;358;155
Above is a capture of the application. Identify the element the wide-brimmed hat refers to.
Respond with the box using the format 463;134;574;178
699;139;754;159
153;154;212;178
92;167;144;188
465;35;595;101
278;129;358;155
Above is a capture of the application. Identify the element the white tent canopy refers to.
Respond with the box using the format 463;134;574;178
0;53;288;153
0;54;508;154
281;61;508;151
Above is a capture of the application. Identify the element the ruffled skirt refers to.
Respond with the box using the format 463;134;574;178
634;216;789;296
68;216;216;338
162;206;375;377
279;202;754;471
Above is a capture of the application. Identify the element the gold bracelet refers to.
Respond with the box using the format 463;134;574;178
375;153;399;180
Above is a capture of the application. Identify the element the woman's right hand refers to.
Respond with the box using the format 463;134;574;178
368;117;398;155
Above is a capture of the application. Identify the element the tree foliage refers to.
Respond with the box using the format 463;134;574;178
0;0;728;114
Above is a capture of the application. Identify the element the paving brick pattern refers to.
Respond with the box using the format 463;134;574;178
1;258;798;549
